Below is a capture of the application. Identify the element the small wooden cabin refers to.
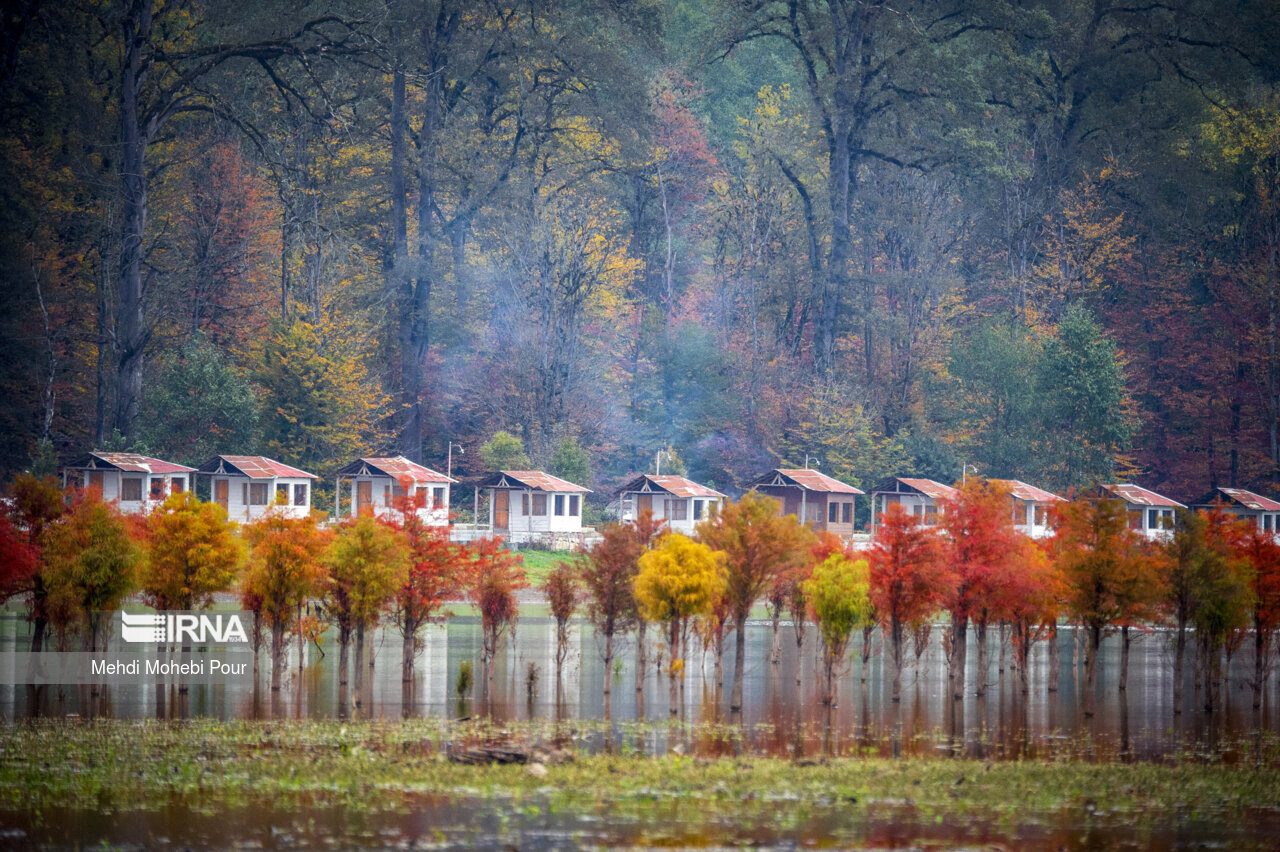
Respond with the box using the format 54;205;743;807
745;468;863;537
1191;487;1280;536
867;477;959;534
61;452;195;514
480;470;590;544
987;479;1065;539
617;474;725;535
196;455;316;522
1087;483;1185;539
334;456;456;525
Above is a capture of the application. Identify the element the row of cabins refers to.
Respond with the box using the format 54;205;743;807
59;452;1280;543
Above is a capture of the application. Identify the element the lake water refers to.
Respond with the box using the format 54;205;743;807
3;611;1278;762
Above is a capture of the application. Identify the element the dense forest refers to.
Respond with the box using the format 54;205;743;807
3;0;1279;511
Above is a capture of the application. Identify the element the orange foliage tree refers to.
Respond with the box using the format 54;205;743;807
941;480;1022;700
140;491;244;613
241;509;331;691
8;475;63;652
698;491;815;715
1052;498;1152;716
544;561;580;685
1003;540;1063;695
869;504;951;702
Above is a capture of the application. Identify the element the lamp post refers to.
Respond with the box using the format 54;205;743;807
962;463;978;486
447;442;464;479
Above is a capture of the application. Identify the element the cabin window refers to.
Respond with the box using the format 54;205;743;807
121;477;143;501
828;502;838;523
532;493;547;516
171;477;184;494
1265;514;1274;532
668;500;688;521
150;478;164;499
522;493;529;515
842;502;852;524
923;505;939;526
276;484;289;504
294;484;307;506
88;471;105;494
1128;511;1143;530
433;487;445;509
569;495;580;516
249;483;269;505
1034;505;1046;526
555;494;565;516
392;483;406;498
693;500;703;520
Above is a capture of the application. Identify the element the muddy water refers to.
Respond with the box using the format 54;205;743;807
4;612;1278;762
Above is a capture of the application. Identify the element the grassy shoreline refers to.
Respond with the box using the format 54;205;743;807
3;718;1279;824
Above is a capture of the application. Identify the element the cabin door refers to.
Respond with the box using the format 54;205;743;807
214;479;229;510
494;490;509;529
637;494;652;516
356;481;372;514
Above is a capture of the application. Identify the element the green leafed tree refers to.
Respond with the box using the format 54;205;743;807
479;430;530;471
804;553;874;708
1034;304;1136;491
138;334;259;467
550;435;591;487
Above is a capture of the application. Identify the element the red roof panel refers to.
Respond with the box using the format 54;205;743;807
896;478;959;500
769;469;864;494
620;474;725;498
987;479;1065;504
212;455;317;480
1100;483;1184;509
358;457;455;484
1216;488;1280;512
500;470;590;493
69;452;195;474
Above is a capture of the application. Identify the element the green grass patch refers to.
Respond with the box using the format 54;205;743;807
512;548;585;585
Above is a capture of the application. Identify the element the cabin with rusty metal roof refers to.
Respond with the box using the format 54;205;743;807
333;456;456;525
1085;483;1185;539
745;468;863;537
867;477;959;534
617;474;725;535
1191;487;1280;536
61;452;196;514
987;479;1066;539
478;470;590;544
195;455;317;522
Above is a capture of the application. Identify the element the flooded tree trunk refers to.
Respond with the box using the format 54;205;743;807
401;623;416;685
890;615;904;702
668;618;680;718
860;624;873;683
354;622;365;704
1203;634;1219;714
1174;616;1187;715
975;620;989;698
1084;623;1101;717
636;620;646;695
1254;625;1268;710
1047;622;1060;693
714;626;726;694
270;625;285;692
602;630;614;698
731;608;748;715
338;626;350;687
948;614;968;701
999;622;1007;674
1119;625;1131;692
770;607;782;665
794;617;805;686
821;644;836;707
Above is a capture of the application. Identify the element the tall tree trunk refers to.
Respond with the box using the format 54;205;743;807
1119;625;1130;692
338;626;350;687
1174;615;1187;715
668;618;679;717
270;625;284;692
1254;622;1268;711
354;621;365;706
860;623;873;682
730;608;748;715
635;619;646;694
890;615;904;702
1047;622;1059;692
602;630;614;698
1084;623;1101;718
770;605;782;665
949;613;968;701
401;622;416;685
975;619;989;697
114;0;154;440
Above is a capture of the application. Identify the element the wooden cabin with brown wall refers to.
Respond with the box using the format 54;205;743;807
745;468;863;537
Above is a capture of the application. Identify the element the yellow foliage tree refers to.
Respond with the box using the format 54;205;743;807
635;533;726;718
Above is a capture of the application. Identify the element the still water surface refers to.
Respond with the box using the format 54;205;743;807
4;611;1277;762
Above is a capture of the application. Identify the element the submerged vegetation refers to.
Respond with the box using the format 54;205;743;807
3;719;1280;832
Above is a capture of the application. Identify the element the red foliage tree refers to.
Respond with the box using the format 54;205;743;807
0;512;37;606
8;474;63;652
869;504;951;702
1237;527;1280;709
467;536;527;688
1002;540;1063;695
581;521;642;700
940;480;1022;700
